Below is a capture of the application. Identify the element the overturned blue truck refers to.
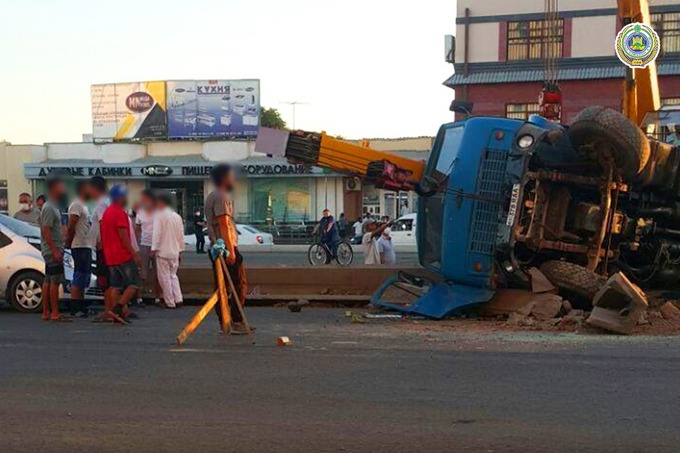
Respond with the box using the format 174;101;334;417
258;106;680;318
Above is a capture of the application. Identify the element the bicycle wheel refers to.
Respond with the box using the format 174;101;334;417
308;243;330;266
335;241;354;266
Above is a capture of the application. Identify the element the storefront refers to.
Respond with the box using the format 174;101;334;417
24;157;345;235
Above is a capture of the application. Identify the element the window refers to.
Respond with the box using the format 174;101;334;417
507;19;564;61
662;97;680;107
505;103;540;120
392;218;413;232
652;12;680;54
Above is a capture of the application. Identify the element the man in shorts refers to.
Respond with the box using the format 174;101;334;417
65;180;92;317
40;177;68;321
100;185;142;322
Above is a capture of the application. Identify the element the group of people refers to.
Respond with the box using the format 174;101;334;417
315;209;398;266
28;175;185;322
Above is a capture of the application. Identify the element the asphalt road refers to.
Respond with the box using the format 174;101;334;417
182;250;420;267
2;307;680;452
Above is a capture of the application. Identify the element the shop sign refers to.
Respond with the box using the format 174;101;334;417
141;165;173;177
243;164;309;176
37;166;133;177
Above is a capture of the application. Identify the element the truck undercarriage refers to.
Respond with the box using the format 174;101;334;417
509;107;680;301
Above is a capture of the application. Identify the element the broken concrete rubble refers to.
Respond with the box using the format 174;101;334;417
660;301;680;320
586;273;648;335
483;289;563;321
527;267;557;294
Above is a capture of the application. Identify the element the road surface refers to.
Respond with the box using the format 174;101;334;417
1;307;679;452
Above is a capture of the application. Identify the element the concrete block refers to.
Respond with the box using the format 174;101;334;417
586;273;648;335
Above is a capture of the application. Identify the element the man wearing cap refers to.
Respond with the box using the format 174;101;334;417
99;185;141;322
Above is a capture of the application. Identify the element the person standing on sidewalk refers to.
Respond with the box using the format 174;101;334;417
152;191;185;309
100;185;141;322
40;177;69;321
14;192;41;225
193;208;206;253
88;176;115;313
377;227;396;265
135;189;161;306
205;164;249;334
65;180;92;317
362;220;391;265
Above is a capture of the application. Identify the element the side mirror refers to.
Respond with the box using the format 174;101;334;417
450;100;474;116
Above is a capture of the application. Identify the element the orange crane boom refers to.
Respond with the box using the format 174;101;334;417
618;0;661;125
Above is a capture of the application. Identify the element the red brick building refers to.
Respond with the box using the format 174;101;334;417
445;0;680;123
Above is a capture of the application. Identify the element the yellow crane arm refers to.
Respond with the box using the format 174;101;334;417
618;0;661;125
256;128;426;192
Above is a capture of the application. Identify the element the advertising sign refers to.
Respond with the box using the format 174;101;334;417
167;79;260;138
92;81;167;140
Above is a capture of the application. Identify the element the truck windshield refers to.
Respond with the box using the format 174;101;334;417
420;125;465;269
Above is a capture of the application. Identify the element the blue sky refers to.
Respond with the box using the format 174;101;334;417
0;0;456;144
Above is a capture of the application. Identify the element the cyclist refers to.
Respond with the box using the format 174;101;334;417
312;209;340;258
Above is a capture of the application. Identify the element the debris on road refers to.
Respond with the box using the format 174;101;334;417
586;273;648;335
527;267;557;294
288;299;310;313
660;301;680;320
277;336;292;346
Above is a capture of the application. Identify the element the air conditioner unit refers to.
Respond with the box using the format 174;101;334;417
345;177;361;192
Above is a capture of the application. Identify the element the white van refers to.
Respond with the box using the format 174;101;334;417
390;213;417;250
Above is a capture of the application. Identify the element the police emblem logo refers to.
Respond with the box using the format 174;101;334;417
615;22;661;69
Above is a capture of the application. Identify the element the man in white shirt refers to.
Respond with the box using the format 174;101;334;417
135;189;160;306
400;200;412;217
378;228;396;265
65;180;92;316
352;217;363;238
88;176;114;311
362;220;391;265
151;191;185;309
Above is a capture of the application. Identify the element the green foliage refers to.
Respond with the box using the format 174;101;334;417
260;107;287;129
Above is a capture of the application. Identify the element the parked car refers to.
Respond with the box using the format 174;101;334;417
0;215;98;313
390;213;417;248
184;224;274;248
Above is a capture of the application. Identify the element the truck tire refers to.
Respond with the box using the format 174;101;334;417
539;260;606;303
567;106;650;181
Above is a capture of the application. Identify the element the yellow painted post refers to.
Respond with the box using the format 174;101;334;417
176;292;220;345
215;257;232;334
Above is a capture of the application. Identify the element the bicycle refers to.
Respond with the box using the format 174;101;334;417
307;237;354;266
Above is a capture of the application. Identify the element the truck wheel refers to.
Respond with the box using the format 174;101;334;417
539;260;606;304
8;270;44;313
567;106;650;181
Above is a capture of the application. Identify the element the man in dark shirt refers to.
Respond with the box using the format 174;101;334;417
314;209;340;258
193;209;206;253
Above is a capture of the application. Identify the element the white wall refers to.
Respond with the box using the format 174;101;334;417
572;15;618;58
458;0;615;17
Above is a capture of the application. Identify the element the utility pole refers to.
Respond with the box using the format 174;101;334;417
279;101;308;129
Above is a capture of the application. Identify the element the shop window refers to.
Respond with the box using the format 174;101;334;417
0;180;7;215
652;12;680;54
507;19;563;61
250;178;311;224
505;103;540;120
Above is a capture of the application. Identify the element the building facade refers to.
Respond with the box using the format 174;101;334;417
2;136;432;239
446;0;680;122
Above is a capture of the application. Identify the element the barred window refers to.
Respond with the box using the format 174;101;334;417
505;103;540;120
507;19;564;61
662;97;680;106
652;12;680;54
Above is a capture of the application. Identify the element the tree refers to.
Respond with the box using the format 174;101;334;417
260;107;287;129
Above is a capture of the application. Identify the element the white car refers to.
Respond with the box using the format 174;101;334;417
390;213;418;249
184;224;274;248
0;215;99;313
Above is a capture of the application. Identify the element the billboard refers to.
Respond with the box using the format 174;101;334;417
167;79;260;138
92;81;167;140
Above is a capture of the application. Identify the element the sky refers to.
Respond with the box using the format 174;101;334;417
0;0;456;144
